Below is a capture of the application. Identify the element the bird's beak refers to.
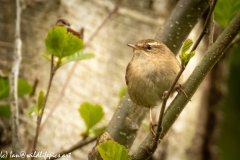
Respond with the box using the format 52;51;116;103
127;44;139;50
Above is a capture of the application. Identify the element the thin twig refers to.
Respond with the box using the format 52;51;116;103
49;137;97;160
39;0;122;132
222;36;240;54
85;0;122;46
154;66;185;144
152;0;218;155
10;0;22;158
31;55;56;160
191;0;217;52
208;0;215;47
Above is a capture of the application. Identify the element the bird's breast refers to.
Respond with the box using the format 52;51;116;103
126;57;171;107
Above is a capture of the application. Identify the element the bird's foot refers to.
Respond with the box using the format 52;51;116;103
175;84;188;98
150;122;157;136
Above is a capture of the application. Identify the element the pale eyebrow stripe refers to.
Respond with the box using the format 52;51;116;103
148;41;158;45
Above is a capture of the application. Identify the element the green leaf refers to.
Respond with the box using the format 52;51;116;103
26;90;45;116
0;78;9;100
0;78;32;100
90;126;106;136
45;26;84;58
118;86;127;99
60;50;95;66
18;78;33;97
0;104;11;117
25;104;37;116
179;39;195;65
78;102;104;134
97;140;130;160
37;90;45;115
214;0;240;28
181;39;193;54
41;53;51;61
142;120;150;132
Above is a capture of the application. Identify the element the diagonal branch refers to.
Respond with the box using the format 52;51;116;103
31;56;56;160
154;0;217;150
104;0;209;149
130;12;240;160
155;0;209;54
49;137;97;160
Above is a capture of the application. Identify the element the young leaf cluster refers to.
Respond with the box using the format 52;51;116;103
26;90;45;116
179;39;195;66
78;102;105;137
42;26;95;68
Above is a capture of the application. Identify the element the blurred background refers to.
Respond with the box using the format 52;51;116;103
0;0;239;160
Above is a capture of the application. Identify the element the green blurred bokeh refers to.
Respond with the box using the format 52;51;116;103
214;0;240;159
218;43;240;160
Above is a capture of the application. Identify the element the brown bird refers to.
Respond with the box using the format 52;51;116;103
55;18;83;39
125;39;182;135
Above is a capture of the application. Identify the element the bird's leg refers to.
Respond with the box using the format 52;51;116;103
149;107;157;136
175;84;188;98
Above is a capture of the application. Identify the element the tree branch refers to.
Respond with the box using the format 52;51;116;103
134;1;217;158
31;56;56;160
104;0;209;149
155;0;209;54
130;12;240;160
191;0;217;52
9;0;22;158
49;137;97;160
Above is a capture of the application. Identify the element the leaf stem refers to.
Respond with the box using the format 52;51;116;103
31;55;56;159
38;0;122;133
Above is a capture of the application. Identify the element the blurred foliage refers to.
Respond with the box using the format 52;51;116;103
78;102;105;137
118;86;127;103
0;77;32;117
0;104;11;117
26;90;45;116
214;0;240;28
0;78;32;100
97;140;129;160
218;43;240;160
214;1;240;160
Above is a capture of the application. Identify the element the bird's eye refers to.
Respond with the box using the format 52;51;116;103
147;45;152;50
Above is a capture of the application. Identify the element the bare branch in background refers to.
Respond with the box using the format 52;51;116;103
49;137;97;160
130;12;240;160
9;0;22;158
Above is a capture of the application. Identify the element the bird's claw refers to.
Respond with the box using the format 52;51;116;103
175;84;188;98
150;122;157;136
